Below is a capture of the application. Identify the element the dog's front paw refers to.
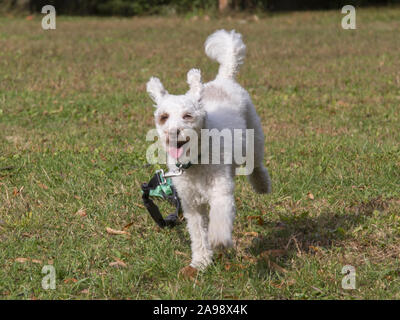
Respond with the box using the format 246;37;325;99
190;242;213;270
190;254;213;271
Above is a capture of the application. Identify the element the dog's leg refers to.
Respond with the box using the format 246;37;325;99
183;204;213;270
208;168;236;249
245;101;272;194
248;166;271;194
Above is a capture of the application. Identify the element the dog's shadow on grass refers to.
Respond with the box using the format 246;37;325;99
244;197;389;276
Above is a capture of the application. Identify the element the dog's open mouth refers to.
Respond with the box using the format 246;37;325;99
167;137;190;159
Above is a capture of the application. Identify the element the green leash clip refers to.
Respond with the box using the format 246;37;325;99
141;169;182;229
147;169;173;198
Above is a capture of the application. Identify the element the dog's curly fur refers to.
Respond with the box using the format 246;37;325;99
146;29;271;270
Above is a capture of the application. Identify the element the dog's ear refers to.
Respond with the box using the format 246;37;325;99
146;77;168;106
187;68;203;101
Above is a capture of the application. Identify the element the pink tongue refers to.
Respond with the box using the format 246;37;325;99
168;146;184;159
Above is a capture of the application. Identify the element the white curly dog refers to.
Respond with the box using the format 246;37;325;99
146;29;271;271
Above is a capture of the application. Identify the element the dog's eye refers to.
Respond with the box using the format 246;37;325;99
158;113;169;124
183;113;193;120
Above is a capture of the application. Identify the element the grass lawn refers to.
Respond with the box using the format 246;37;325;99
0;8;399;299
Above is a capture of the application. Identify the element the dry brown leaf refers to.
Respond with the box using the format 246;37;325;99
76;208;87;217
106;227;128;235
80;289;89;294
307;192;314;200
241;255;257;263
243;231;258;237
123;222;134;230
31;259;42;264
133;202;145;209
179;265;198;281
38;183;49;190
49;106;63;114
63;278;78;284
271;280;285;289
109;259;127;268
337;100;349;107
174;250;188;257
286;279;296;286
247;216;264;225
224;264;231;271
15;257;29;263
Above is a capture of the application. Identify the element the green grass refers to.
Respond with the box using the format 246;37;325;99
0;8;400;299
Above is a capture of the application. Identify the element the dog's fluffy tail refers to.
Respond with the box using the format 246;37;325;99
205;29;246;80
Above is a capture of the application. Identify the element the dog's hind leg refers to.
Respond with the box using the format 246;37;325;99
248;166;271;194
245;102;272;194
183;204;213;270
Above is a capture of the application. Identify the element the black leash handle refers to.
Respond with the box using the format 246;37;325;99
141;182;167;228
